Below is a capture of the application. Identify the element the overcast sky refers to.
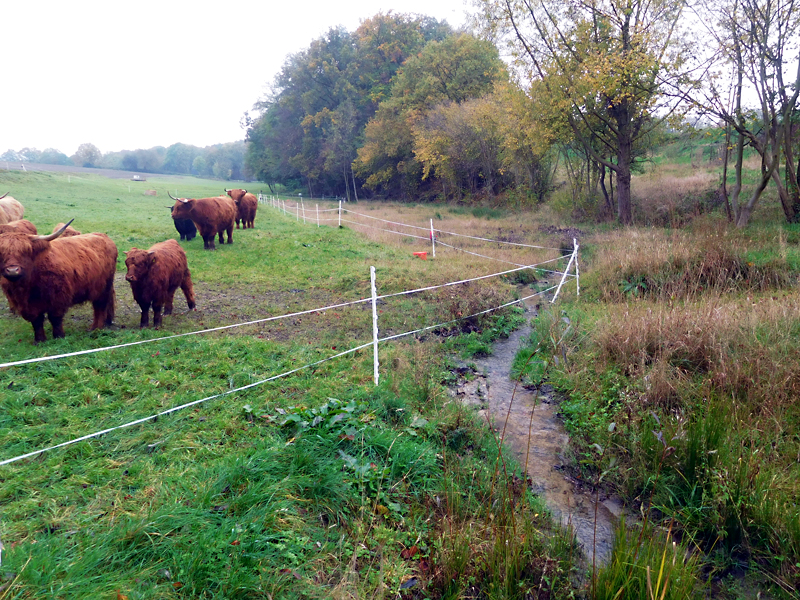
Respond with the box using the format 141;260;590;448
3;0;470;157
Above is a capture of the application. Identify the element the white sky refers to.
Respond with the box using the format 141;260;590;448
2;0;470;156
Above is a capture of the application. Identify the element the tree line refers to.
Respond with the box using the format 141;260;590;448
1;141;248;181
245;2;800;227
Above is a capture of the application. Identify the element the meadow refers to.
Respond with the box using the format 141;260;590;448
0;170;576;599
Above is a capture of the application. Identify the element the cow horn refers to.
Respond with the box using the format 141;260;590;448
0;192;8;200
34;218;75;242
168;191;179;201
224;189;231;193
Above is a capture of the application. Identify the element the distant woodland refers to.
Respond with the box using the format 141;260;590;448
1;141;247;181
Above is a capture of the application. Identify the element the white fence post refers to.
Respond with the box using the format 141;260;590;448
430;218;436;258
282;200;286;215
302;201;306;224
295;202;299;221
574;237;580;297
316;204;320;227
370;266;379;386
338;200;342;227
551;247;577;304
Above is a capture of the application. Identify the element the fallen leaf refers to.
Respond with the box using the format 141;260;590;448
400;545;419;560
230;540;240;546
117;592;129;600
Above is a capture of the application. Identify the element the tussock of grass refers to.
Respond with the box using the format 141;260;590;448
589;226;794;302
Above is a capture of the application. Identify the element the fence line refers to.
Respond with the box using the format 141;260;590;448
1;278;564;467
0;256;570;370
0;341;374;466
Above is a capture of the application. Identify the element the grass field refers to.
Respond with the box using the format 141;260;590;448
0;170;578;599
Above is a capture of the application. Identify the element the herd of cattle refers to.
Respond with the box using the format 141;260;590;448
0;188;258;343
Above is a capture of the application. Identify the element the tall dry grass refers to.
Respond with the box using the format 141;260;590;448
595;295;800;412
587;225;791;303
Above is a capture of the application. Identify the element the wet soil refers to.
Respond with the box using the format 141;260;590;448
450;300;622;566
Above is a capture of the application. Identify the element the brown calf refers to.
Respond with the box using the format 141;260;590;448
169;193;236;250
124;239;196;328
225;188;258;229
0;222;117;343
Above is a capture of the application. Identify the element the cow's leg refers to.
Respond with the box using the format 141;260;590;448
31;314;47;343
164;288;176;315
92;281;115;329
204;234;215;250
226;223;233;244
138;301;150;328
152;303;163;328
48;312;66;339
181;274;196;310
218;229;225;244
236;218;241;229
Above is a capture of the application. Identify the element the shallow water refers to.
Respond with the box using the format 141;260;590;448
451;302;622;565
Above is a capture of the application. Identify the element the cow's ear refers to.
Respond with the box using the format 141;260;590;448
29;238;50;256
148;251;157;264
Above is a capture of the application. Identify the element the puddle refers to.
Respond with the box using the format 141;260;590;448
450;300;622;566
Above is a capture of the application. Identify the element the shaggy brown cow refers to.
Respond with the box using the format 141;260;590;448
124;239;196;328
0;221;117;343
0;219;37;235
0;192;24;225
52;222;82;237
225;188;258;229
169;193;236;250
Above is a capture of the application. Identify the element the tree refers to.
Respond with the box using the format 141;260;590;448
246;13;453;196
72;143;102;167
476;0;694;224
355;32;505;198
38;148;70;165
696;0;800;226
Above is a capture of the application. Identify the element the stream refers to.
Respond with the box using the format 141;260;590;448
450;299;623;566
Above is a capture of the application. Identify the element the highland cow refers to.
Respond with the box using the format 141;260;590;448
0;221;117;343
0;192;24;225
52;222;82;237
225;188;258;229
0;219;37;235
167;207;197;241
169;193;235;250
124;239;196;328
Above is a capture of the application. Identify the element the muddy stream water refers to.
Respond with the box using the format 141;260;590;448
450;298;624;566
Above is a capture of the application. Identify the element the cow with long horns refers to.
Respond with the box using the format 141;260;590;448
0;192;24;225
225;188;257;229
0;220;118;343
169;193;235;250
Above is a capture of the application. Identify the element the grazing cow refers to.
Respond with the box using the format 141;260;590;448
225;188;258;229
52;222;82;237
0;221;117;343
124;239;196;328
0;192;24;225
167;206;197;241
169;193;235;250
0;219;37;235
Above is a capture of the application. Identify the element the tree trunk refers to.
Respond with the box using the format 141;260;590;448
722;125;732;222
616;131;633;225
